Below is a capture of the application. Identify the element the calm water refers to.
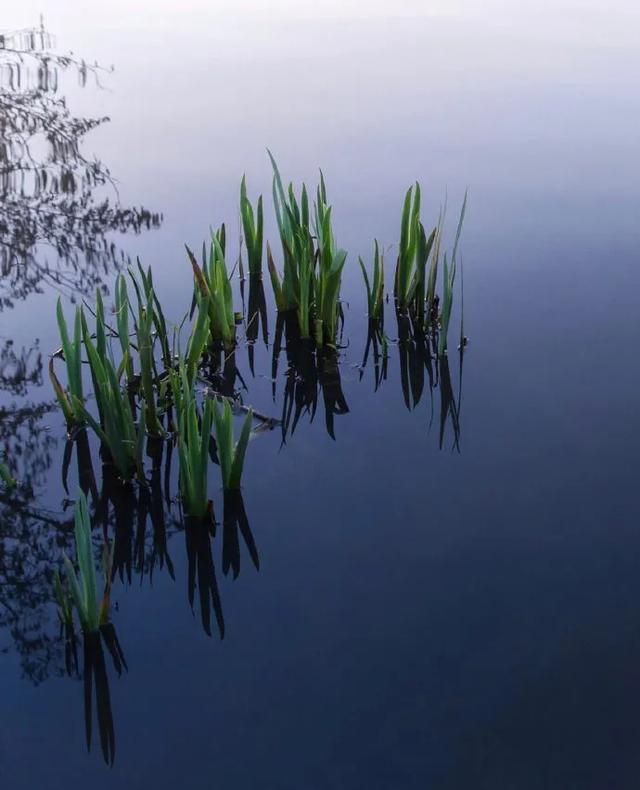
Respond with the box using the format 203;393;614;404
2;3;640;788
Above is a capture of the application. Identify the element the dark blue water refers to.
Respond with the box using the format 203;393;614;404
1;5;640;789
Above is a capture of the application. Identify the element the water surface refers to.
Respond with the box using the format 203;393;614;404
1;3;640;789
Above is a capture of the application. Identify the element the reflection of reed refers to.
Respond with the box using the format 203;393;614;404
222;489;259;579
359;319;388;392
358;309;464;451
185;517;225;639
246;275;269;376
272;311;350;443
82;625;127;766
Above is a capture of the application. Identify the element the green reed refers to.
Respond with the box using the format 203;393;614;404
267;150;312;314
211;397;253;491
128;259;171;371
114;274;134;382
268;153;346;345
171;364;214;520
359;239;385;322
127;266;164;437
425;208;444;330
437;192;467;356
414;222;437;325
185;295;211;386
59;491;114;633
313;172;347;345
187;225;236;348
394;182;423;311
78;314;144;481
240;175;264;277
50;298;85;425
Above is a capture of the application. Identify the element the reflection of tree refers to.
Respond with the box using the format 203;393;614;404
0;337;42;396
0;17;162;686
0;399;70;684
0;20;161;307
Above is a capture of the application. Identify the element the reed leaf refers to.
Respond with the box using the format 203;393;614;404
61;491;114;633
359;239;385;322
211;398;253;491
78;318;143;480
172;367;214;521
240;175;264;277
395;183;421;310
53;298;85;424
114;274;134;382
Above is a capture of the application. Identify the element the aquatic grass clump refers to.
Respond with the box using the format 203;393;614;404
392;184;440;322
59;491;114;633
171;364;215;521
295;225;315;340
187;225;236;348
391;184;467;354
114;274;134;383
126;268;165;437
56;493;126;767
268;153;346;345
211;397;253;491
267;150;313;315
128;259;171;371
437;192;467;356
50;298;85;426
359;239;385;323
79;318;144;481
185;295;211;386
313;173;348;345
240;175;264;277
414;221;438;325
438;253;456;357
394;183;423;311
425;209;444;329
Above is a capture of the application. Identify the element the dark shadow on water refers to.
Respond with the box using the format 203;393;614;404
222;489;259;580
273;310;350;443
81;625;127;766
246;275;269;377
359;319;388;392
359;308;464;451
185;515;225;639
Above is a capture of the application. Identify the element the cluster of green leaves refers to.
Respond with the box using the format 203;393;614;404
437;193;467;356
50;299;85;425
394;183;437;313
313;174;348;344
79;315;145;480
170;356;253;517
211;397;253;491
55;491;113;633
187;225;236;348
267;150;313;318
389;184;468;355
53;283;146;480
171;363;215;521
267;153;346;346
240;175;264;277
128;266;167;437
359;240;385;323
